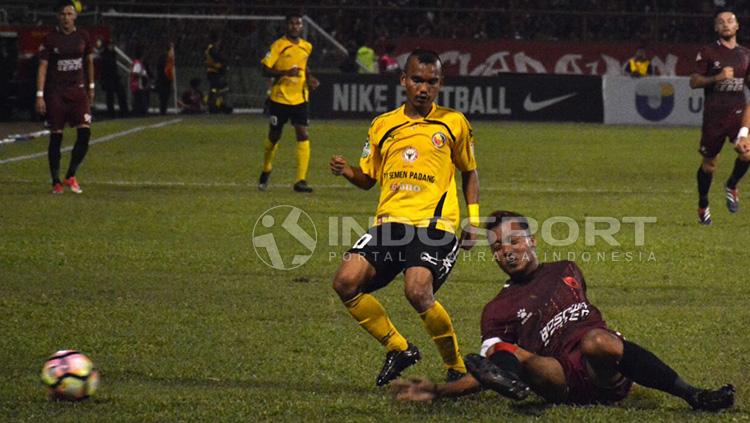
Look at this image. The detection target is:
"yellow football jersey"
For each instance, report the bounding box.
[360,103,477,234]
[261,36,312,105]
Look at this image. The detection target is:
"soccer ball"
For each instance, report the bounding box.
[41,350,99,401]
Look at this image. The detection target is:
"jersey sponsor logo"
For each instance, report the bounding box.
[523,92,577,112]
[540,302,590,346]
[716,78,745,92]
[562,276,580,289]
[431,132,447,148]
[57,58,82,72]
[384,170,436,183]
[634,80,674,122]
[402,146,418,162]
[390,182,421,192]
[361,140,371,158]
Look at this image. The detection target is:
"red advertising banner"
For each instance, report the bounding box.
[394,38,701,76]
[0,25,110,58]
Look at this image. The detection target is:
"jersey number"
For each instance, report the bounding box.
[352,233,373,249]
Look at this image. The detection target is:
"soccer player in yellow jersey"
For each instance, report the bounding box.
[329,49,480,386]
[258,13,319,193]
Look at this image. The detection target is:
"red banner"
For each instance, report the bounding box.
[394,38,701,76]
[0,25,110,58]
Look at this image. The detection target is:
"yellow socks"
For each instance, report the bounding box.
[420,301,466,372]
[344,293,408,352]
[263,139,279,173]
[295,139,310,181]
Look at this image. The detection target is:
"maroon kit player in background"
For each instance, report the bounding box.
[35,0,94,194]
[391,211,735,412]
[690,9,750,224]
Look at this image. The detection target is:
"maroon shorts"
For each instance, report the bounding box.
[556,330,633,405]
[46,87,91,131]
[699,108,743,158]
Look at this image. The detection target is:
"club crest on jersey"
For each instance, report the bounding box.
[562,276,580,289]
[431,132,447,149]
[361,140,371,158]
[402,146,418,162]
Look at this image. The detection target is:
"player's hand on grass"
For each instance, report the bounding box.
[35,97,46,115]
[716,66,734,81]
[390,377,437,402]
[459,225,478,250]
[329,155,349,176]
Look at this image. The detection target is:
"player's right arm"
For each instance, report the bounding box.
[35,59,48,115]
[689,47,733,88]
[391,374,481,402]
[329,155,376,190]
[261,40,300,78]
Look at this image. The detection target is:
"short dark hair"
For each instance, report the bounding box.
[485,210,531,233]
[405,48,442,67]
[54,0,74,12]
[286,13,303,22]
[714,8,736,20]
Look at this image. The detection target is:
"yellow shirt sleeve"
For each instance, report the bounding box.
[261,40,281,69]
[451,114,477,172]
[359,126,381,180]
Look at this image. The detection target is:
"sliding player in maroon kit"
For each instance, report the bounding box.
[391,211,735,412]
[690,9,750,224]
[36,1,94,194]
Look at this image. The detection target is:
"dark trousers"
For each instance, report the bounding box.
[103,79,128,117]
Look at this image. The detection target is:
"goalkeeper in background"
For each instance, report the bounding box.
[257,13,319,193]
[204,34,231,114]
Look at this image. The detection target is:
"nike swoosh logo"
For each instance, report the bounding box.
[523,93,578,112]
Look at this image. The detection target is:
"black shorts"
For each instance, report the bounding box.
[267,100,309,128]
[699,108,743,158]
[346,223,460,293]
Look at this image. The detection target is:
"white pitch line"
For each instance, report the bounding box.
[0,178,692,194]
[0,118,183,165]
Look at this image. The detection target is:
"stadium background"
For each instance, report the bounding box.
[0,1,748,421]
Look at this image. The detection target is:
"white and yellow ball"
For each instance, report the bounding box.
[41,350,99,401]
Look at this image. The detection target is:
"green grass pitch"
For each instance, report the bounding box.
[0,115,747,421]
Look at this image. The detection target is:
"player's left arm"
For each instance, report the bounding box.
[453,115,480,250]
[735,80,750,157]
[391,374,481,402]
[87,52,95,103]
[306,66,319,90]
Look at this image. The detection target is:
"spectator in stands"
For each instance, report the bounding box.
[99,38,128,118]
[129,46,149,116]
[178,77,205,114]
[378,43,400,74]
[624,47,654,77]
[156,42,175,115]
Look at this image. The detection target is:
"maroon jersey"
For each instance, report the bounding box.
[39,27,92,91]
[480,261,608,359]
[694,40,750,120]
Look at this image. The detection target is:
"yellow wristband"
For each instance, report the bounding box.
[468,203,480,227]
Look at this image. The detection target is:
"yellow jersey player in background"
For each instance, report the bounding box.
[258,13,319,193]
[329,49,481,387]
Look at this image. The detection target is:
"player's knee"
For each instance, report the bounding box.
[332,274,359,300]
[701,160,717,174]
[403,281,434,311]
[580,330,622,359]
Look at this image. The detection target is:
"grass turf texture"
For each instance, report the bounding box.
[0,115,747,422]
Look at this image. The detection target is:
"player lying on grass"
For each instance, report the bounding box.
[391,210,735,411]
